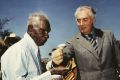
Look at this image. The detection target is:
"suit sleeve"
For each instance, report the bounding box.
[110,32,120,72]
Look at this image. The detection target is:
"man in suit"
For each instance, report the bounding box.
[63,6,120,80]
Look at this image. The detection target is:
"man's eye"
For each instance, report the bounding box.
[39,29,48,34]
[83,18,89,21]
[77,19,81,22]
[39,30,44,34]
[39,29,44,32]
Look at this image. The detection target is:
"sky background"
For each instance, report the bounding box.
[0,0,120,58]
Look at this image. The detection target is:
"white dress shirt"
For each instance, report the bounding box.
[1,33,52,80]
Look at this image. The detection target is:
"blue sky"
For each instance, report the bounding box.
[0,0,120,58]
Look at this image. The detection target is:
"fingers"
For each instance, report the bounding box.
[52,75,63,80]
[50,66,69,75]
[52,48,64,65]
[52,48,63,58]
[51,44,66,65]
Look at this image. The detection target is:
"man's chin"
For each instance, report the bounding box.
[39,43,45,46]
[38,40,47,46]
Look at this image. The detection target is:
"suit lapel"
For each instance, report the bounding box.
[75,28,104,60]
[95,28,104,56]
[76,33,99,60]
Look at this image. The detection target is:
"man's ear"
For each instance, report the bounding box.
[93,17,96,24]
[28,25,33,32]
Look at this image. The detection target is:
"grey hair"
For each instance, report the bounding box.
[27,11,51,32]
[74,6,96,18]
[27,11,48,25]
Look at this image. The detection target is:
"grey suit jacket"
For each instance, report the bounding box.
[64,28,120,80]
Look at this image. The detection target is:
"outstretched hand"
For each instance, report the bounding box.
[50,66,69,75]
[51,46,64,65]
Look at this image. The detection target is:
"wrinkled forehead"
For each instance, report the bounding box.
[32,17,48,29]
[76,10,91,19]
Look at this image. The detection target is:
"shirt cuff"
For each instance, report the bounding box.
[31,71,52,80]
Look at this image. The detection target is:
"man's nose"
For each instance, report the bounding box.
[79,20,84,26]
[44,31,49,38]
[77,19,84,26]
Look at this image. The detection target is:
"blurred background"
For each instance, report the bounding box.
[0,0,120,58]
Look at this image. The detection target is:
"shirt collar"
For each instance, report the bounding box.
[82,27,96,40]
[23,32,39,57]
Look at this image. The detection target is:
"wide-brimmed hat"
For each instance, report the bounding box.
[4,33,21,45]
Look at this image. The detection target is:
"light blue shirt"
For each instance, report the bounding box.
[1,33,52,80]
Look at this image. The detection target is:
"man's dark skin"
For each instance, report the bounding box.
[27,17,69,75]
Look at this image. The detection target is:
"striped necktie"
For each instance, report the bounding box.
[88,34,98,54]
